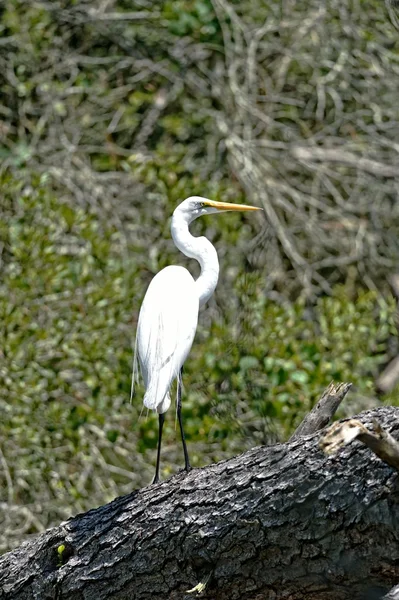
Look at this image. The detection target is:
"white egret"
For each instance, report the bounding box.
[134,196,261,483]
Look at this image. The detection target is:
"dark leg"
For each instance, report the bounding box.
[152,412,165,484]
[177,369,191,472]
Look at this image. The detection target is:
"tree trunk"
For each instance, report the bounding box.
[1,406,399,600]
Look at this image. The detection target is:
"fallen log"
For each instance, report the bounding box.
[1,388,399,600]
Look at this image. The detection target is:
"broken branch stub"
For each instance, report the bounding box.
[320,418,399,472]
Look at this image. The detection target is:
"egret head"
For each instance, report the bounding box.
[174,196,261,223]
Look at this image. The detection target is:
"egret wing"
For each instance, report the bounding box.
[136,265,199,413]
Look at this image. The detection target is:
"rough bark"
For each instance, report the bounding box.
[1,407,399,600]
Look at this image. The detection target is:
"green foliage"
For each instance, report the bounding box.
[1,0,399,555]
[165,0,220,39]
[186,285,396,444]
[0,172,397,553]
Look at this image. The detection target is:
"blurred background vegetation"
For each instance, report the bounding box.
[0,0,398,553]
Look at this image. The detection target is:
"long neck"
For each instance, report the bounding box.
[171,213,219,307]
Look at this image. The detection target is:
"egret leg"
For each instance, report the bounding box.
[177,369,191,472]
[152,412,165,484]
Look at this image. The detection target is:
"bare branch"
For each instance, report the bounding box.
[291,147,399,179]
[83,11,160,21]
[290,382,352,441]
[376,356,399,395]
[320,417,399,472]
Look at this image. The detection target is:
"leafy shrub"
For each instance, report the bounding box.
[0,173,396,552]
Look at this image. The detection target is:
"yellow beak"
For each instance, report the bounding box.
[203,200,262,212]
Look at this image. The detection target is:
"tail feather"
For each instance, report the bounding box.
[143,384,171,414]
[130,327,140,404]
[135,266,198,414]
[139,313,180,413]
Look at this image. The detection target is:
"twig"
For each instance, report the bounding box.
[375,273,399,394]
[389,274,399,301]
[291,147,399,179]
[386,0,399,31]
[376,356,399,395]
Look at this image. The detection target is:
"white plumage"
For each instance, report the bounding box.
[134,196,261,483]
[137,265,198,414]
